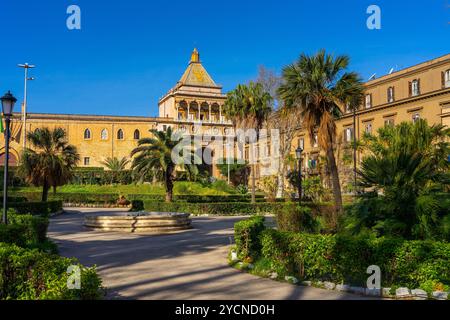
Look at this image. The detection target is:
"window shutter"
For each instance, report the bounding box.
[417,79,421,94]
[392,87,395,101]
[370,93,372,107]
[408,82,412,96]
[442,71,446,88]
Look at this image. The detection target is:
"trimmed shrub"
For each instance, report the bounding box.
[10,192,266,205]
[0,243,103,299]
[8,200,62,216]
[0,214,49,247]
[275,204,318,233]
[234,216,266,260]
[9,214,49,244]
[0,196,28,203]
[132,201,287,215]
[257,228,450,290]
[0,223,28,247]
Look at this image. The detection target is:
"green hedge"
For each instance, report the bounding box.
[0,214,49,247]
[234,216,265,260]
[7,200,63,215]
[0,243,103,299]
[10,192,266,205]
[131,200,288,215]
[0,196,28,203]
[242,225,450,290]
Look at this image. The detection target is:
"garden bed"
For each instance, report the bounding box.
[231,216,450,300]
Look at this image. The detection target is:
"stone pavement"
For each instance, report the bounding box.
[48,208,373,300]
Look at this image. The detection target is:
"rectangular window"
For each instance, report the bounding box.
[312,134,318,148]
[387,87,394,103]
[345,103,352,113]
[384,118,394,127]
[84,157,90,166]
[163,125,167,131]
[365,123,373,134]
[411,79,420,96]
[365,94,372,109]
[298,138,304,150]
[412,113,421,123]
[344,127,354,142]
[445,70,450,88]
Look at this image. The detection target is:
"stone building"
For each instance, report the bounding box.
[0,50,449,187]
[290,53,450,191]
[0,49,234,178]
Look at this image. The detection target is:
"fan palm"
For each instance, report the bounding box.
[18,127,80,201]
[278,50,364,218]
[101,156,130,184]
[130,127,199,202]
[351,119,450,239]
[223,82,273,203]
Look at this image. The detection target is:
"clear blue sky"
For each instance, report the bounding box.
[0,0,448,117]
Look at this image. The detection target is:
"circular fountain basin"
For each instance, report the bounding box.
[84,212,191,233]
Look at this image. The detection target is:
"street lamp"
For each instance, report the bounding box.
[18,63,35,149]
[1,91,17,224]
[295,146,303,205]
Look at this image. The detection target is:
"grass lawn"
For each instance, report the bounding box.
[10,181,239,196]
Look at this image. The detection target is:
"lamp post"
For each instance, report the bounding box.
[295,146,303,205]
[18,63,35,149]
[1,91,17,224]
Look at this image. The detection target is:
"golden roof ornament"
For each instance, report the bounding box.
[190,48,200,63]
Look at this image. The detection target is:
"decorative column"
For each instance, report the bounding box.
[219,104,222,123]
[209,103,212,123]
[187,102,190,121]
[198,103,201,121]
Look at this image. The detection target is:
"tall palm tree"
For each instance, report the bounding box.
[130,127,199,202]
[18,127,80,201]
[278,50,364,218]
[223,82,273,203]
[101,156,130,184]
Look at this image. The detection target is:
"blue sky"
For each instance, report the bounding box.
[0,0,449,117]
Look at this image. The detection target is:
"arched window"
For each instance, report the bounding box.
[117,129,124,140]
[84,128,91,139]
[101,129,108,140]
[133,129,140,140]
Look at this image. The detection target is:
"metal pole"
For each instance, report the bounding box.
[298,157,302,205]
[22,67,28,149]
[353,105,357,196]
[2,117,11,224]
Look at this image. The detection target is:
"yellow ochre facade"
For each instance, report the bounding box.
[0,50,449,183]
[291,53,450,187]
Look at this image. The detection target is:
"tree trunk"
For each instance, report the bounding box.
[251,164,256,204]
[326,145,343,224]
[42,180,49,202]
[53,185,57,195]
[276,160,285,199]
[165,169,174,203]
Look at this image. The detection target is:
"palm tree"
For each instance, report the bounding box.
[130,127,199,202]
[349,120,450,239]
[223,82,273,203]
[101,156,130,184]
[18,127,80,201]
[278,50,364,219]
